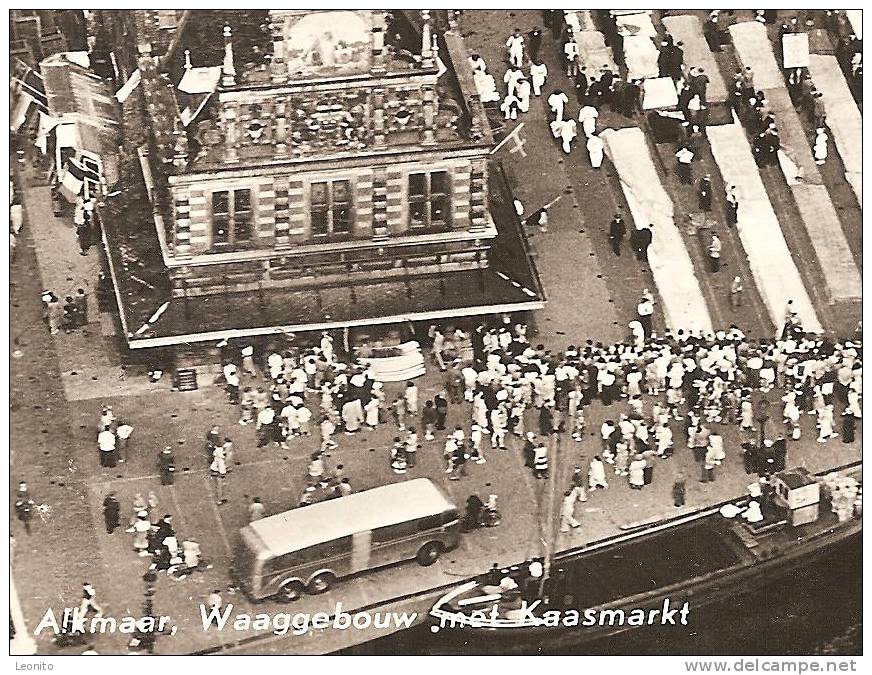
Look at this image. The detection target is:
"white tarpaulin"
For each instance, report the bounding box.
[763,90,860,302]
[614,10,658,38]
[601,127,713,333]
[729,22,783,90]
[708,119,822,333]
[782,33,810,69]
[642,77,678,109]
[809,54,862,208]
[624,35,660,80]
[613,11,659,80]
[573,30,617,72]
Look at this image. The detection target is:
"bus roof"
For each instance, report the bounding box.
[244,478,457,557]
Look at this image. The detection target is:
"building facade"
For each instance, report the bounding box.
[99,9,543,349]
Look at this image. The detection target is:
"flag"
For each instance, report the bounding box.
[59,169,83,203]
[34,112,59,154]
[67,155,100,184]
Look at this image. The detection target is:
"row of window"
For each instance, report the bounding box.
[208,171,451,246]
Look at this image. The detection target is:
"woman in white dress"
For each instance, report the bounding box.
[364,396,380,429]
[588,455,609,489]
[817,404,837,442]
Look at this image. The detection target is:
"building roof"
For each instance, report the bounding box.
[139,10,490,172]
[246,478,455,557]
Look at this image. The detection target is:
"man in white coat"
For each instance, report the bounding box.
[516,77,531,113]
[559,118,578,154]
[578,104,599,137]
[530,61,547,96]
[548,89,569,121]
[587,133,604,168]
[506,29,525,68]
[503,67,523,97]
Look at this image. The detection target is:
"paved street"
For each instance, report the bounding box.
[9,9,862,656]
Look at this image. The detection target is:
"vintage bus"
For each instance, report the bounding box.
[235,478,461,601]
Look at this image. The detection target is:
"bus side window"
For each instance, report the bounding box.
[418,515,442,531]
[373,521,417,543]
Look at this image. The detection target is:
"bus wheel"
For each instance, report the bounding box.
[416,542,443,566]
[277,580,305,602]
[307,572,335,595]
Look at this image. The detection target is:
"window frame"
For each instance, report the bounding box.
[210,187,255,249]
[407,170,451,231]
[309,179,353,239]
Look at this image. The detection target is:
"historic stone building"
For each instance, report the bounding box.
[100,10,543,350]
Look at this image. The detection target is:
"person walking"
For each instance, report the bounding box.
[115,420,133,463]
[391,395,407,431]
[672,473,687,507]
[506,29,525,68]
[527,27,543,63]
[434,393,449,431]
[707,234,722,272]
[74,288,89,327]
[634,224,653,262]
[449,441,468,481]
[698,174,713,211]
[548,89,569,122]
[533,441,549,479]
[15,483,35,535]
[578,103,599,137]
[559,490,581,532]
[725,185,739,226]
[158,446,176,485]
[675,145,694,184]
[75,217,92,256]
[587,133,604,169]
[102,492,120,534]
[422,400,437,440]
[636,295,654,338]
[44,292,63,335]
[516,77,531,113]
[79,583,104,618]
[608,213,626,256]
[588,455,609,489]
[563,33,579,77]
[730,276,744,309]
[210,443,228,505]
[405,427,420,468]
[248,497,266,522]
[629,454,646,489]
[530,61,547,96]
[97,426,117,468]
[558,118,577,154]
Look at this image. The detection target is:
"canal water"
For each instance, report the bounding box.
[342,534,861,655]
